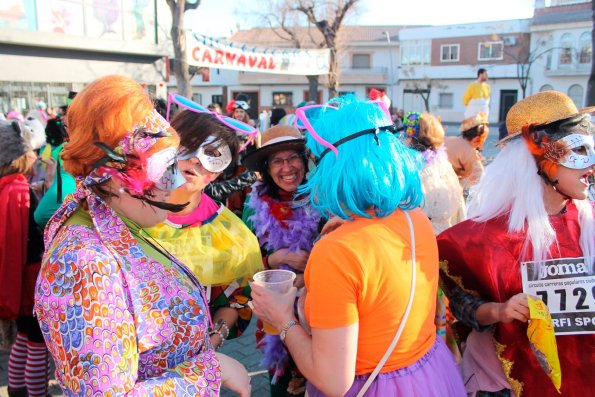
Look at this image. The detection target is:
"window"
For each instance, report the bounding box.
[352,54,371,69]
[191,93,202,104]
[273,92,293,106]
[440,44,459,62]
[539,84,554,92]
[401,40,431,65]
[579,32,591,64]
[211,94,223,106]
[438,93,454,109]
[568,84,584,108]
[303,90,322,103]
[478,41,503,61]
[559,33,573,65]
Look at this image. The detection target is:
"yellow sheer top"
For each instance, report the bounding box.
[146,202,263,287]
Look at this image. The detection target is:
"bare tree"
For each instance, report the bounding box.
[405,80,446,112]
[400,67,446,112]
[587,0,595,105]
[166,0,200,98]
[293,0,360,98]
[260,3,322,102]
[492,33,567,99]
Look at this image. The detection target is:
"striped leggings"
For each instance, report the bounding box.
[8,316,50,397]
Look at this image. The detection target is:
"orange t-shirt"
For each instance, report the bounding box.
[304,208,437,374]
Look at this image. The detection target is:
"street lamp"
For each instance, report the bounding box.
[382,31,395,114]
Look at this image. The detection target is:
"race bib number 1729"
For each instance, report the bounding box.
[521,257,594,335]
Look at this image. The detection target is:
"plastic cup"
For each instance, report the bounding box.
[253,269,296,335]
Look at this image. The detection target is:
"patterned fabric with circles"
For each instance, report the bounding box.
[34,185,221,396]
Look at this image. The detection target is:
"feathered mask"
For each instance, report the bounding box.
[84,110,187,212]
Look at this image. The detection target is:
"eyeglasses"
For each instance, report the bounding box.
[294,100,392,158]
[268,153,303,170]
[167,93,258,151]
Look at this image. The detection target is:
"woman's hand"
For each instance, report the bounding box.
[477,293,531,326]
[40,157,57,190]
[320,216,345,236]
[250,283,297,331]
[217,353,251,397]
[294,274,305,289]
[497,293,530,323]
[268,249,309,272]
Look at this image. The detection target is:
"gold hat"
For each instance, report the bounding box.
[500,91,595,144]
[460,111,488,132]
[241,125,305,171]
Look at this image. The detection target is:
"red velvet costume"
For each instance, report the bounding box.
[0,174,31,319]
[437,201,593,397]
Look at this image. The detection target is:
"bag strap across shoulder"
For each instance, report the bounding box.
[356,210,417,397]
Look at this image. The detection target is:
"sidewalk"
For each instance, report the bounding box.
[0,320,270,396]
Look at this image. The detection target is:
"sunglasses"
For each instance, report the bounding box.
[294,100,392,158]
[167,93,258,151]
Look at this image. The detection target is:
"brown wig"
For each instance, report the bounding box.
[416,113,445,151]
[170,111,239,165]
[0,152,35,178]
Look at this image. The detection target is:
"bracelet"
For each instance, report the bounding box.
[219,320,230,339]
[280,319,299,344]
[209,329,226,348]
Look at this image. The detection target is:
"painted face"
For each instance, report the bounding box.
[268,149,305,193]
[146,148,184,192]
[178,136,232,173]
[546,133,595,170]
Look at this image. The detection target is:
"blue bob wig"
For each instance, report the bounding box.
[299,95,423,220]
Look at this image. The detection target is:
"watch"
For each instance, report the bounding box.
[279,319,299,343]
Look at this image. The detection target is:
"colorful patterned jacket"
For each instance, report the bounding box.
[34,186,221,396]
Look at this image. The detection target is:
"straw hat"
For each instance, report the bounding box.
[242,125,305,171]
[500,91,595,144]
[460,111,488,132]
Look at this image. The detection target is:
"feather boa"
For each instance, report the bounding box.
[421,146,447,167]
[247,183,322,383]
[247,185,321,253]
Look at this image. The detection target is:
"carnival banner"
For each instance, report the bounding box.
[187,33,330,75]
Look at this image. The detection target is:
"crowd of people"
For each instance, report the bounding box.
[0,73,593,397]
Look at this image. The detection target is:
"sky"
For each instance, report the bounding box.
[185,0,537,38]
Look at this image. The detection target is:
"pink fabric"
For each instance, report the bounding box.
[463,330,514,396]
[167,192,219,226]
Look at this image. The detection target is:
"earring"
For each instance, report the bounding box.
[118,187,126,194]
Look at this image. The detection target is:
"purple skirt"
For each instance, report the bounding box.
[306,337,465,397]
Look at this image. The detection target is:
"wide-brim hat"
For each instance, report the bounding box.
[499,91,595,144]
[460,111,488,132]
[242,125,305,171]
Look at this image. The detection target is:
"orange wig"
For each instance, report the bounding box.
[62,75,179,177]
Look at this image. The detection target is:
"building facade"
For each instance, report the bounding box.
[0,0,173,114]
[529,1,592,106]
[187,0,591,125]
[0,0,591,123]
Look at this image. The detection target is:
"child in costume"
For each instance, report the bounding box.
[34,75,250,396]
[145,98,263,350]
[438,91,595,397]
[251,96,465,397]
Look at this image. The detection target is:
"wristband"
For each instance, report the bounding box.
[280,319,299,344]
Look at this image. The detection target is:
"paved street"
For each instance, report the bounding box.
[0,320,270,396]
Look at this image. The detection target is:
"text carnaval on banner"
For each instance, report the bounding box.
[186,33,331,75]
